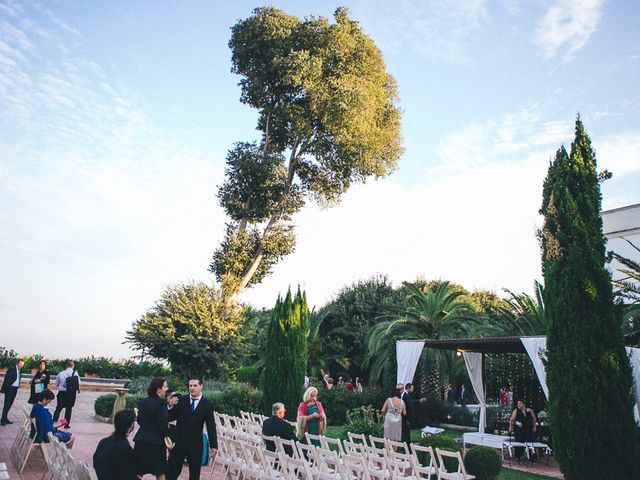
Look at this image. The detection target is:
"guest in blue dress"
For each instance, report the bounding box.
[30,389,74,447]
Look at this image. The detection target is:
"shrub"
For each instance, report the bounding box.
[0,347,19,368]
[208,385,263,416]
[338,406,384,440]
[464,446,502,480]
[418,435,461,471]
[94,393,144,417]
[317,387,387,425]
[236,366,260,387]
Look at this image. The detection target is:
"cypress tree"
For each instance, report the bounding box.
[540,117,640,479]
[262,287,308,420]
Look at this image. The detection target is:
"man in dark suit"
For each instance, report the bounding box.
[262,402,298,455]
[166,378,216,480]
[401,382,426,446]
[1,358,24,425]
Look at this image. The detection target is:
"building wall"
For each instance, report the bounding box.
[602,203,640,283]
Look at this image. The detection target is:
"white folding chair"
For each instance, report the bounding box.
[343,440,366,457]
[240,410,252,421]
[342,453,371,480]
[435,448,476,480]
[347,432,369,446]
[368,435,387,451]
[225,438,247,479]
[385,439,410,455]
[11,417,44,473]
[306,432,324,446]
[409,443,438,479]
[364,451,391,480]
[240,442,265,480]
[282,456,316,480]
[297,441,318,466]
[276,436,300,459]
[315,447,343,480]
[387,450,421,480]
[322,436,345,455]
[262,449,285,480]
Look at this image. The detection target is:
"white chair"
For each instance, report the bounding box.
[364,451,391,480]
[297,441,318,466]
[262,449,285,480]
[10,417,44,474]
[225,438,247,479]
[241,442,266,480]
[306,432,324,446]
[408,443,438,479]
[343,440,366,457]
[385,439,409,455]
[315,447,343,479]
[275,436,300,459]
[387,450,421,480]
[368,435,387,451]
[435,448,475,480]
[342,453,371,480]
[322,436,345,455]
[282,456,316,479]
[347,432,369,446]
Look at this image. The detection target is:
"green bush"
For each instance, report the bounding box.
[338,406,384,440]
[208,384,263,416]
[317,387,387,425]
[236,366,260,387]
[464,446,502,480]
[418,435,461,471]
[94,393,144,417]
[0,347,19,368]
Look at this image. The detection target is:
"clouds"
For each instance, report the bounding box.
[534,0,605,61]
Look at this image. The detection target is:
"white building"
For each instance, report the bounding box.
[602,203,640,284]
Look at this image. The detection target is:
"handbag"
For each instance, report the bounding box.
[34,383,45,394]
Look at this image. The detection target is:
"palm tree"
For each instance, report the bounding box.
[498,280,547,335]
[365,281,481,396]
[612,238,640,345]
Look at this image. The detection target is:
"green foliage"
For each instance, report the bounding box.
[0,346,20,368]
[338,405,383,440]
[418,434,461,470]
[125,282,244,380]
[540,117,640,479]
[316,275,405,381]
[212,6,403,298]
[424,400,478,427]
[262,288,308,420]
[94,384,262,418]
[94,393,144,417]
[499,281,547,336]
[236,366,260,387]
[316,387,387,425]
[208,385,263,417]
[464,446,502,480]
[365,281,481,391]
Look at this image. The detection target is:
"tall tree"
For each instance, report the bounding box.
[540,117,640,479]
[211,7,402,299]
[125,282,244,379]
[262,288,308,420]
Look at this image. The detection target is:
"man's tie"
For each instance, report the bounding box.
[190,398,196,413]
[17,367,21,385]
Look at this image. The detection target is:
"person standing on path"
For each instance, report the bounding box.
[28,360,51,405]
[53,360,81,427]
[166,378,217,480]
[1,358,24,425]
[401,383,426,446]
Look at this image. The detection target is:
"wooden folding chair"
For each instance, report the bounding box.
[409,443,438,479]
[347,432,369,446]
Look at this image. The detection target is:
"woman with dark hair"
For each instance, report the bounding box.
[30,389,74,448]
[509,399,537,460]
[93,409,138,480]
[381,388,406,442]
[133,378,169,479]
[28,360,50,404]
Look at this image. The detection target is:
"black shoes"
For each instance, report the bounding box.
[0,420,13,425]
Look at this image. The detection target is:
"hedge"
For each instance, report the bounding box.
[316,388,387,425]
[464,446,502,480]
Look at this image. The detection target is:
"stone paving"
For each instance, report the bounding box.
[1,387,563,479]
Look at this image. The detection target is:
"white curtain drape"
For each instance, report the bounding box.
[521,336,549,400]
[396,341,425,385]
[463,352,486,433]
[625,347,640,423]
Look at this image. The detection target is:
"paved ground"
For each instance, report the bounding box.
[0,388,222,479]
[1,387,562,479]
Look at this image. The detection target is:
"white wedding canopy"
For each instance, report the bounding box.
[397,336,640,432]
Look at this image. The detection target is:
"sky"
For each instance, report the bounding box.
[1,0,639,359]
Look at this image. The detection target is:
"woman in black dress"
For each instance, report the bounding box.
[509,399,537,460]
[28,360,50,404]
[133,377,169,479]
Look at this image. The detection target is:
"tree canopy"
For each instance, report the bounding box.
[211,7,403,299]
[125,282,244,379]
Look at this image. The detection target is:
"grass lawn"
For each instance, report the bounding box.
[324,426,557,480]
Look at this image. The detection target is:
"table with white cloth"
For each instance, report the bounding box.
[462,432,511,456]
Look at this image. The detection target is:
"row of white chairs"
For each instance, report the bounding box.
[9,407,96,480]
[42,431,97,480]
[212,413,475,480]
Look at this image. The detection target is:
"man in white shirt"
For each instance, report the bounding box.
[53,360,81,427]
[1,358,24,425]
